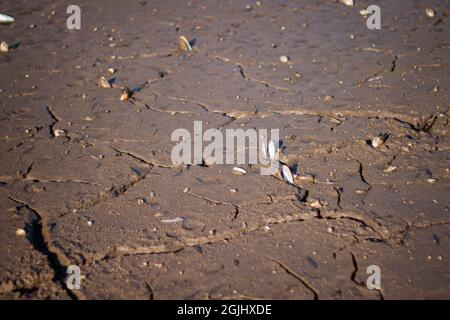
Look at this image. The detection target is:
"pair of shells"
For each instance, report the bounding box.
[261,141,295,185]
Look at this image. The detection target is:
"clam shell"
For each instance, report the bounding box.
[161,217,185,223]
[0,41,9,53]
[281,165,294,184]
[232,167,247,175]
[97,77,112,88]
[268,140,276,160]
[0,13,15,25]
[120,87,131,101]
[178,36,192,52]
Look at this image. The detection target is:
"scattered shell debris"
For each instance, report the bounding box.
[178,36,192,52]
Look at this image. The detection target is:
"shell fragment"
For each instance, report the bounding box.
[178,36,192,52]
[232,167,247,175]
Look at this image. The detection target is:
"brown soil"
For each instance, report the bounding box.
[0,0,449,299]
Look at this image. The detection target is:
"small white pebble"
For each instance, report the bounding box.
[15,228,26,237]
[279,55,289,64]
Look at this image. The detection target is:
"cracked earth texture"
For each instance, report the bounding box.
[1,0,449,299]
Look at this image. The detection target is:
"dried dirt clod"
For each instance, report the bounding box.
[0,41,9,53]
[178,36,192,52]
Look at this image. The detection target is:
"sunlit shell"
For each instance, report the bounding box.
[0,13,15,25]
[279,55,289,64]
[54,129,67,137]
[97,77,112,88]
[161,217,185,223]
[232,167,247,175]
[268,140,276,160]
[120,87,131,101]
[178,36,192,52]
[0,41,9,53]
[425,8,436,18]
[339,0,354,6]
[281,165,294,184]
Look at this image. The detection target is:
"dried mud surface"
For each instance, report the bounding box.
[0,0,449,299]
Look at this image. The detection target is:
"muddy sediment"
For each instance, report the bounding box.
[0,0,449,299]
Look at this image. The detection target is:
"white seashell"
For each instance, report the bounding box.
[233,167,247,175]
[268,140,276,160]
[0,13,15,25]
[383,166,397,173]
[371,136,384,148]
[260,141,267,159]
[0,41,9,53]
[161,217,184,223]
[425,8,436,18]
[97,77,112,88]
[178,36,192,52]
[15,228,26,237]
[339,0,354,6]
[279,55,289,64]
[359,9,369,16]
[54,129,67,137]
[281,165,294,184]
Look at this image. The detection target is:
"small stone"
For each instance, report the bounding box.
[87,220,93,226]
[15,228,26,237]
[324,95,334,102]
[108,68,116,74]
[149,191,156,199]
[183,187,190,193]
[138,198,145,205]
[245,4,252,11]
[230,188,238,193]
[427,178,437,184]
[279,55,289,64]
[425,8,436,18]
[327,227,334,233]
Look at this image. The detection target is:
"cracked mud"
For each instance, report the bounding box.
[1,0,449,299]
